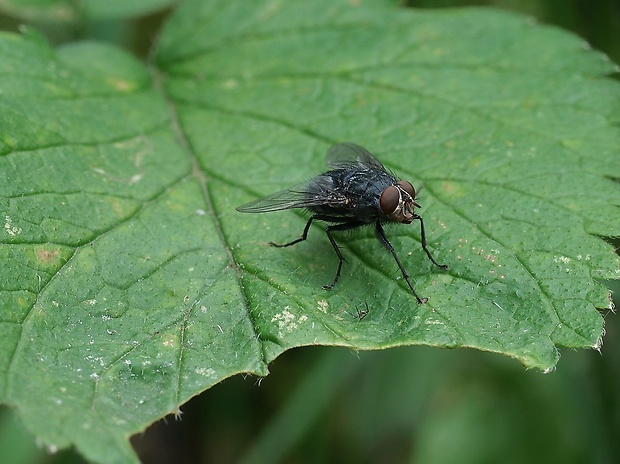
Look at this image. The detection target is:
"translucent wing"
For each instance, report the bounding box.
[326,142,386,170]
[237,144,387,214]
[236,176,345,213]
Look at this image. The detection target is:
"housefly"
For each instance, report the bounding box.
[236,143,448,304]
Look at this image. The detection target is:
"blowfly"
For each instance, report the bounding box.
[236,143,447,304]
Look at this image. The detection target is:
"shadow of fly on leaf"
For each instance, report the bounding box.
[236,143,448,304]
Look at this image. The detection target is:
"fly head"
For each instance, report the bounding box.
[379,180,420,224]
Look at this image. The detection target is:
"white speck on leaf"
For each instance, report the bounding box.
[44,443,58,454]
[195,367,216,377]
[4,216,22,236]
[317,300,328,313]
[271,307,307,335]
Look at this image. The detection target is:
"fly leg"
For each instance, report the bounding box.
[271,215,364,290]
[323,220,365,290]
[269,215,316,247]
[269,214,351,248]
[375,221,428,304]
[413,214,449,270]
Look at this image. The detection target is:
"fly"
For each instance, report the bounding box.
[236,143,448,304]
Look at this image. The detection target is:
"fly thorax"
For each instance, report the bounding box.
[327,192,352,208]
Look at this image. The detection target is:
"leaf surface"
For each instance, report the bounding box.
[1,1,619,462]
[0,0,174,21]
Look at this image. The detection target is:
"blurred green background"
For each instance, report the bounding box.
[0,0,619,463]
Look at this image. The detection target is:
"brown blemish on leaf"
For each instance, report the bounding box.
[36,248,60,264]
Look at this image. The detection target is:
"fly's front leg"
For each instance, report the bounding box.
[375,221,427,304]
[414,214,448,270]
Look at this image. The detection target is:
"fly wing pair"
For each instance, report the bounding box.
[235,143,386,214]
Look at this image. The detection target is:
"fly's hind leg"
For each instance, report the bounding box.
[269,214,349,247]
[270,215,364,291]
[269,216,316,248]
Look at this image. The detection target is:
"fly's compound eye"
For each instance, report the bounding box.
[397,181,415,199]
[380,185,400,215]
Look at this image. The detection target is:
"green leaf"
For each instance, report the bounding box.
[1,1,619,462]
[0,0,174,21]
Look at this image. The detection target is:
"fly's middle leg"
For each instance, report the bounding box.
[323,221,365,290]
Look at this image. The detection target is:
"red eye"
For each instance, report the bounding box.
[380,185,400,215]
[397,181,415,198]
